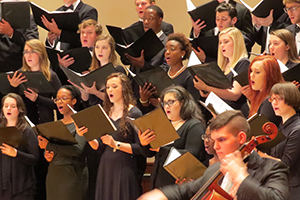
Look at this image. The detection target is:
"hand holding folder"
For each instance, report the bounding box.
[130,108,179,149]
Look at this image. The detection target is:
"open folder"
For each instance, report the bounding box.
[130,107,179,149]
[114,28,164,63]
[191,35,218,59]
[186,0,218,31]
[247,113,285,153]
[0,0,30,29]
[34,120,77,145]
[46,47,92,73]
[106,24,143,46]
[30,2,80,32]
[188,62,232,89]
[0,71,55,95]
[163,147,207,181]
[126,67,174,97]
[0,126,27,148]
[71,104,117,141]
[60,62,117,91]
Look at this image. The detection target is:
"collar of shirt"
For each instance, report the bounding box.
[156,30,163,38]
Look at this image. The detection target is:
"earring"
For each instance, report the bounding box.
[181,55,184,59]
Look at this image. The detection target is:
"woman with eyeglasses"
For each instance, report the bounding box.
[37,85,88,200]
[267,82,300,200]
[77,73,144,200]
[0,93,39,200]
[7,39,62,125]
[242,55,284,126]
[138,85,206,189]
[202,124,219,166]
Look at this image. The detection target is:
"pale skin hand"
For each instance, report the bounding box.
[220,151,249,198]
[191,18,206,38]
[0,143,17,157]
[241,85,252,100]
[24,88,38,102]
[37,136,49,149]
[58,54,75,68]
[81,82,105,100]
[0,19,14,37]
[47,31,58,46]
[68,80,89,101]
[192,47,206,63]
[44,150,54,162]
[125,50,145,69]
[138,129,156,146]
[7,71,27,88]
[41,15,62,36]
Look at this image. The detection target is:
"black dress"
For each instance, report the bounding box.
[95,106,144,200]
[141,118,206,189]
[45,123,88,200]
[0,126,39,200]
[271,114,300,200]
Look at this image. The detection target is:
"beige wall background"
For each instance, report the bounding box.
[31,0,260,57]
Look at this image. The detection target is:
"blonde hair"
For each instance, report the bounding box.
[78,19,102,36]
[283,0,300,4]
[89,35,117,71]
[22,39,51,81]
[217,27,248,71]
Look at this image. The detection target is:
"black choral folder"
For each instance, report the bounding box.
[163,147,207,181]
[240,0,284,19]
[114,28,164,62]
[188,62,233,89]
[187,0,218,31]
[282,63,300,83]
[71,104,117,141]
[106,24,142,46]
[46,47,92,73]
[247,113,285,153]
[191,35,218,59]
[128,67,175,97]
[130,107,179,149]
[30,2,80,32]
[1,71,55,95]
[34,121,77,145]
[234,70,249,87]
[60,62,117,91]
[0,126,26,148]
[0,0,30,29]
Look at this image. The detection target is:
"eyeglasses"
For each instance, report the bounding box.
[161,99,178,107]
[53,97,72,104]
[284,6,300,13]
[23,50,37,55]
[268,96,284,103]
[201,134,212,142]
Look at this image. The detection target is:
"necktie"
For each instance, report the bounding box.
[62,4,74,11]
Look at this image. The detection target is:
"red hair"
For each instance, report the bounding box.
[248,55,284,117]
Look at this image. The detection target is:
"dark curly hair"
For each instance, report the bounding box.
[167,33,191,60]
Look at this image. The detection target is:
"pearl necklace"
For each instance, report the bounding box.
[171,119,184,124]
[168,66,186,79]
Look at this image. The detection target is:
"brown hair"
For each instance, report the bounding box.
[78,19,102,36]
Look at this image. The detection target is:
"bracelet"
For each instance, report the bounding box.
[113,141,121,152]
[139,98,149,104]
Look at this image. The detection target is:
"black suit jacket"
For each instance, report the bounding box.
[161,151,289,200]
[47,1,98,51]
[0,15,38,72]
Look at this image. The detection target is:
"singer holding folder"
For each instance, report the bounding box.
[138,86,206,189]
[0,93,39,200]
[77,73,144,200]
[37,85,88,200]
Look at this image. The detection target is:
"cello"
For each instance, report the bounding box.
[190,122,278,200]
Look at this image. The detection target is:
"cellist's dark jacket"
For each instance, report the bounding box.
[161,151,289,200]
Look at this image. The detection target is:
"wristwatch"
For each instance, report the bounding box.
[113,141,121,152]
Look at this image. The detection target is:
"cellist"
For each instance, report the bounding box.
[138,110,289,200]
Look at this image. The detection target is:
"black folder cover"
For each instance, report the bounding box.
[247,113,285,152]
[114,28,164,62]
[71,104,117,141]
[234,70,249,87]
[132,67,175,97]
[60,62,117,91]
[106,24,142,46]
[130,107,179,149]
[34,120,77,145]
[0,126,26,148]
[4,71,55,94]
[46,47,92,73]
[0,1,30,29]
[191,35,218,59]
[188,62,232,89]
[282,64,300,83]
[30,2,80,32]
[188,1,218,31]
